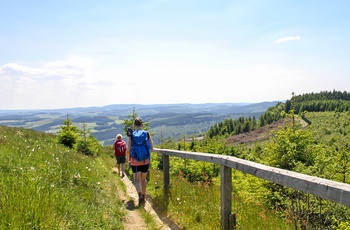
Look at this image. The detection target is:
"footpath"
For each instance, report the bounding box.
[113,167,174,230]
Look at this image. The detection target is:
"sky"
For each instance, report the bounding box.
[1,0,350,110]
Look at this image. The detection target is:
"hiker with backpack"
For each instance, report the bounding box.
[126,117,153,206]
[113,134,127,178]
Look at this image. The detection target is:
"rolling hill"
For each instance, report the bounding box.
[0,102,281,145]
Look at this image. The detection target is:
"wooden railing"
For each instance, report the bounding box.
[152,148,350,230]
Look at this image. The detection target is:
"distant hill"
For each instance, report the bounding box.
[0,102,281,145]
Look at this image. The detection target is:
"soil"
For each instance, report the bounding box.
[225,118,309,145]
[113,167,178,230]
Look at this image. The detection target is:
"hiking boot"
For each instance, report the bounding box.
[138,196,145,206]
[121,173,125,178]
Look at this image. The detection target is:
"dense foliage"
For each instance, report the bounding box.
[156,90,350,229]
[286,90,350,114]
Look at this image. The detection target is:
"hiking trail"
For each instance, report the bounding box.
[113,167,173,230]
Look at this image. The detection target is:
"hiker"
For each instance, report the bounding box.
[127,117,154,206]
[113,134,127,178]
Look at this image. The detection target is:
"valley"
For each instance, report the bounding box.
[0,101,280,145]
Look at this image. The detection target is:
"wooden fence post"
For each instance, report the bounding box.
[163,154,170,191]
[221,165,233,230]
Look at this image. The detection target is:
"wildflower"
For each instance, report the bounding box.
[32,148,35,152]
[30,167,35,170]
[51,184,55,188]
[97,182,101,185]
[74,172,81,179]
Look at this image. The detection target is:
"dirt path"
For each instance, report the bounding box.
[113,167,171,230]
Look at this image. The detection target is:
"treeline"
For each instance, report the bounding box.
[208,90,350,139]
[286,90,350,114]
[207,102,285,138]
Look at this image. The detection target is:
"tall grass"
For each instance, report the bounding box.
[0,126,124,229]
[147,168,294,230]
[0,125,296,229]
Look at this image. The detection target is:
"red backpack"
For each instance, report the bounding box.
[114,140,126,156]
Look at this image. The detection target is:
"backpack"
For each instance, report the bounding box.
[130,130,150,162]
[114,140,126,156]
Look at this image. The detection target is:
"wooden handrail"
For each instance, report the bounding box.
[152,148,350,229]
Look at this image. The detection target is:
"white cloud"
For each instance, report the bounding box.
[0,56,93,79]
[0,63,46,76]
[274,36,301,44]
[0,56,107,108]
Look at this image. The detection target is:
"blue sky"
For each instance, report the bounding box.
[1,0,350,109]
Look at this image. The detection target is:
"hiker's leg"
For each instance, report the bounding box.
[120,157,126,176]
[116,157,122,175]
[139,164,149,198]
[141,172,148,196]
[131,166,141,193]
[134,171,142,194]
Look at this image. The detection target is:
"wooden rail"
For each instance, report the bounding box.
[152,148,350,230]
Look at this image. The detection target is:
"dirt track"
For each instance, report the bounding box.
[113,167,173,230]
[225,118,308,145]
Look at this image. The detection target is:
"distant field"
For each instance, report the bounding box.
[0,102,279,145]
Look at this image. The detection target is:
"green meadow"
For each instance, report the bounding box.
[0,126,124,229]
[1,125,294,229]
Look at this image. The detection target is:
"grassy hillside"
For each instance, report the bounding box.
[4,108,349,229]
[0,125,295,229]
[148,110,350,229]
[0,126,125,229]
[305,111,350,147]
[224,111,350,150]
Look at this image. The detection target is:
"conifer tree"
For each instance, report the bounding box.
[57,115,79,148]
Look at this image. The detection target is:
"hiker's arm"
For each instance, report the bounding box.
[126,137,131,161]
[148,134,154,150]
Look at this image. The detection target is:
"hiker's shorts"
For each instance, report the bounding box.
[131,164,149,173]
[115,156,126,164]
